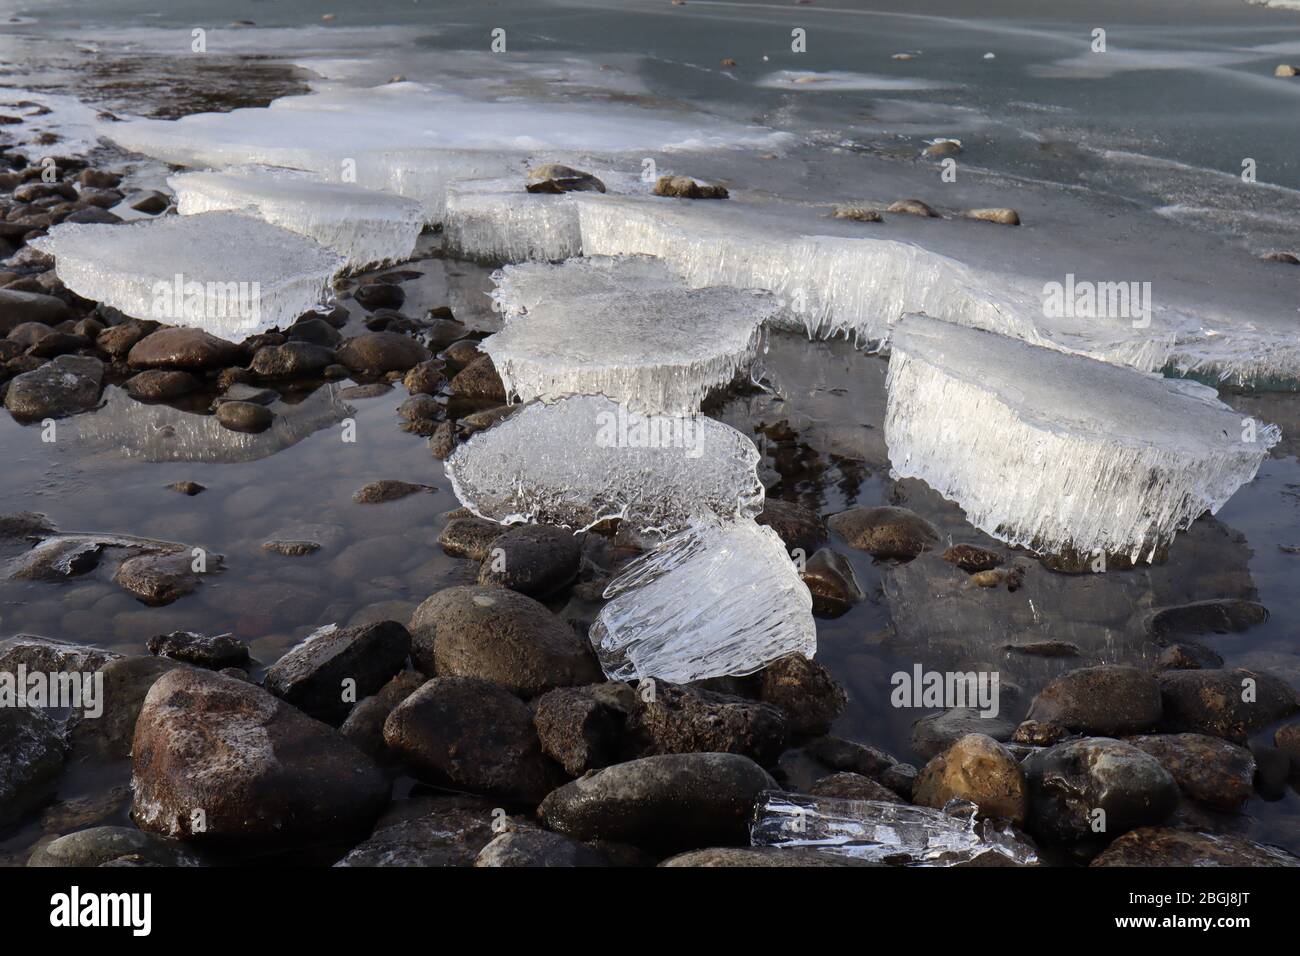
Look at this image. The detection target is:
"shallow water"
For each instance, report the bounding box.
[1,0,1298,863]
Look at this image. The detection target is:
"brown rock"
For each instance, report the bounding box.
[913,733,1028,824]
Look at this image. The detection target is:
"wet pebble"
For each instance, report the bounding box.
[409,585,601,696]
[539,752,776,853]
[214,399,273,433]
[1157,668,1299,742]
[913,733,1028,825]
[1091,827,1299,867]
[147,629,250,670]
[1026,665,1163,736]
[827,505,938,561]
[353,479,432,504]
[757,652,847,736]
[1023,737,1178,844]
[383,675,556,802]
[477,522,581,597]
[131,668,389,847]
[127,327,243,371]
[264,620,412,723]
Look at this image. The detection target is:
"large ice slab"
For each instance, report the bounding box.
[884,315,1279,562]
[750,792,1039,866]
[589,518,815,682]
[444,171,650,263]
[574,194,1171,370]
[169,167,423,271]
[105,84,790,221]
[482,256,779,415]
[445,395,763,535]
[31,212,344,339]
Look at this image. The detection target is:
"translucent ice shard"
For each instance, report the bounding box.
[589,518,816,682]
[750,792,1039,866]
[482,257,779,415]
[574,194,1171,370]
[105,84,790,221]
[169,167,423,271]
[445,395,763,535]
[31,212,344,339]
[884,315,1279,562]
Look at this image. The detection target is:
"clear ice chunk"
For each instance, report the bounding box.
[443,171,650,263]
[750,792,1039,866]
[31,212,344,339]
[884,314,1280,562]
[482,256,780,415]
[169,167,423,272]
[589,518,816,682]
[105,84,790,221]
[574,194,1172,370]
[444,394,763,535]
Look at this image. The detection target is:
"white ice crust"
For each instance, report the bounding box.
[574,193,1173,371]
[169,167,423,271]
[31,212,344,339]
[482,256,779,415]
[105,84,790,221]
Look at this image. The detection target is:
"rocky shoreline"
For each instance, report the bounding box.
[2,93,1300,868]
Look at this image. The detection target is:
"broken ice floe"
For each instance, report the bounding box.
[750,792,1038,866]
[443,171,650,263]
[589,518,816,682]
[105,84,790,221]
[169,167,423,271]
[884,315,1279,562]
[31,212,345,339]
[574,194,1169,370]
[482,257,779,415]
[444,394,763,535]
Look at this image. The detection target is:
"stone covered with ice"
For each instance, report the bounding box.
[445,394,763,535]
[32,212,344,340]
[105,85,789,221]
[574,194,1171,370]
[884,315,1279,562]
[169,167,423,271]
[482,257,779,415]
[589,519,816,682]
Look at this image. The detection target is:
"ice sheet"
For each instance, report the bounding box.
[444,394,763,535]
[105,84,791,221]
[574,194,1170,370]
[482,256,779,415]
[884,315,1279,561]
[169,167,423,271]
[589,518,816,682]
[30,212,344,339]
